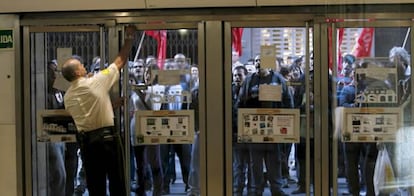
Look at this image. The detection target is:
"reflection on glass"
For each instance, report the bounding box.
[335,27,412,196]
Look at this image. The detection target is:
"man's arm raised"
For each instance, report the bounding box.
[114,25,137,70]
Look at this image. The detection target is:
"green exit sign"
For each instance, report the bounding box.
[0,30,13,49]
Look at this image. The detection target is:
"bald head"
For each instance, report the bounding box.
[62,57,86,82]
[174,53,186,61]
[174,53,188,69]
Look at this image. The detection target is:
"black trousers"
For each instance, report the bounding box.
[344,142,377,196]
[77,127,127,196]
[160,144,191,191]
[134,145,164,196]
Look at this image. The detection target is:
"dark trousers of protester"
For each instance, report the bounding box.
[65,142,79,196]
[47,143,66,196]
[344,142,377,196]
[233,142,251,196]
[134,145,164,196]
[161,144,191,192]
[188,132,200,195]
[295,137,314,189]
[248,143,285,196]
[160,144,174,193]
[47,142,82,196]
[131,145,136,182]
[280,143,292,181]
[77,127,127,196]
[337,140,347,177]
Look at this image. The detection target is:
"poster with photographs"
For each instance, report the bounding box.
[338,107,402,142]
[37,109,77,143]
[237,108,300,143]
[354,57,398,106]
[135,110,195,144]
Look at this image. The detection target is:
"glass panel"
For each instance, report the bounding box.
[31,30,101,195]
[231,27,313,195]
[333,25,412,196]
[31,27,200,196]
[128,29,199,195]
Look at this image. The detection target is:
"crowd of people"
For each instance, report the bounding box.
[230,45,411,196]
[46,35,201,196]
[127,52,200,196]
[231,50,312,196]
[336,46,411,196]
[42,23,411,196]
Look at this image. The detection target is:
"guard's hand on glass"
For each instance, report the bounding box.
[125,25,137,40]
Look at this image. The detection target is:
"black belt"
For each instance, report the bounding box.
[78,126,117,143]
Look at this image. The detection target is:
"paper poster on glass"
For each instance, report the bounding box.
[260,45,276,69]
[142,57,193,106]
[157,57,192,86]
[354,57,398,106]
[135,110,195,144]
[237,108,300,143]
[37,109,77,143]
[337,107,402,142]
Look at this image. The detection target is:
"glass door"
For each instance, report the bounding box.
[23,21,204,196]
[225,20,318,196]
[329,18,414,196]
[23,25,107,196]
[123,22,203,196]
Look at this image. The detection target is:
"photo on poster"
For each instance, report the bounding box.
[338,107,401,142]
[237,108,300,143]
[135,110,195,145]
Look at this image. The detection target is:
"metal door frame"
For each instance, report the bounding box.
[19,10,414,196]
[223,19,323,196]
[326,18,414,196]
[20,15,210,196]
[22,24,107,196]
[116,21,207,195]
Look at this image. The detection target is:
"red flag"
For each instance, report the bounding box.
[337,28,345,74]
[352,28,374,57]
[328,27,344,72]
[145,30,167,69]
[232,28,243,56]
[158,30,167,69]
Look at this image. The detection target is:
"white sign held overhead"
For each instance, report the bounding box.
[57,48,73,70]
[260,45,276,69]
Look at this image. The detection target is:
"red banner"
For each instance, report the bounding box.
[328,27,344,71]
[145,30,167,69]
[232,28,243,56]
[352,28,374,57]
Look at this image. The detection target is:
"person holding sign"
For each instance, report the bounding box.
[237,53,293,196]
[232,65,251,196]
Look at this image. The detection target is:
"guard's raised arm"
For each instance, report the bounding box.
[114,25,137,70]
